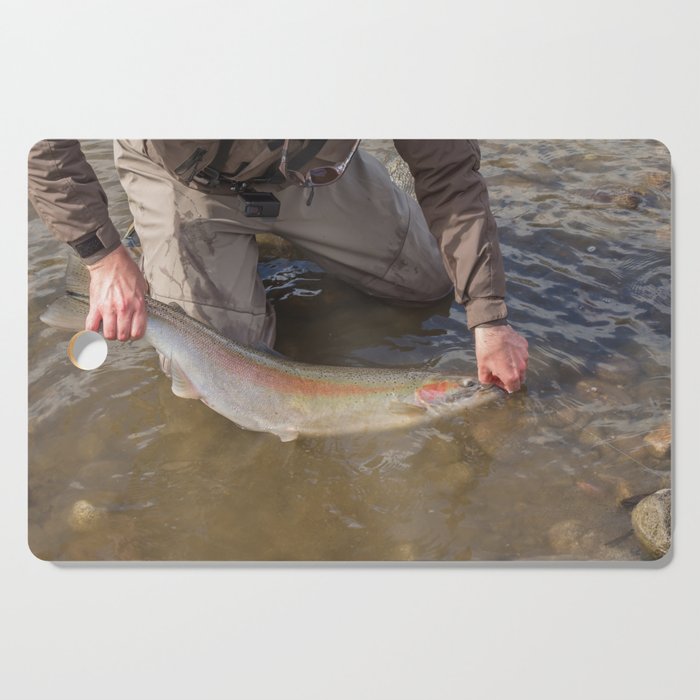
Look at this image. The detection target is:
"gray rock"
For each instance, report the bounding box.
[631,489,671,559]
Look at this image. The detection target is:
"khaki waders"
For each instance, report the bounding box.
[114,140,453,347]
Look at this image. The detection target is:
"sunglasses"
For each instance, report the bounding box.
[279,139,360,189]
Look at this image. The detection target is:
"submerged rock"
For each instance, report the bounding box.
[655,223,671,242]
[432,461,476,494]
[385,156,416,199]
[595,357,640,384]
[255,233,296,259]
[591,188,644,210]
[392,542,417,561]
[643,170,671,190]
[547,519,636,560]
[548,519,599,557]
[574,378,632,408]
[631,489,671,559]
[644,423,672,459]
[68,499,104,532]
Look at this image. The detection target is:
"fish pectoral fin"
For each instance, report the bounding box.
[389,401,427,416]
[274,428,299,443]
[170,359,200,400]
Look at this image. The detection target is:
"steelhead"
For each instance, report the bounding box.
[41,256,501,441]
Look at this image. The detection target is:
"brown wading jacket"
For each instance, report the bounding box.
[28,139,507,328]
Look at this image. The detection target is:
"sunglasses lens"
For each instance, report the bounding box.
[308,166,338,185]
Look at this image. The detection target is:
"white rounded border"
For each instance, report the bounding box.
[6,2,698,699]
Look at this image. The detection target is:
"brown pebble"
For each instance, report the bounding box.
[577,426,605,447]
[643,423,671,459]
[644,170,670,189]
[612,192,643,210]
[591,188,644,210]
[655,224,671,242]
[596,473,633,504]
[546,406,590,430]
[614,479,632,503]
[255,233,296,259]
[68,500,104,532]
[434,462,476,492]
[548,520,597,557]
[575,379,600,397]
[658,474,672,490]
[576,480,604,496]
[392,543,417,561]
[470,420,504,455]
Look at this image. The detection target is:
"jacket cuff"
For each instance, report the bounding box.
[465,297,508,330]
[71,219,122,266]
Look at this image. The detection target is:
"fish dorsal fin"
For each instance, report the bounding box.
[389,401,427,416]
[251,341,287,359]
[170,358,200,399]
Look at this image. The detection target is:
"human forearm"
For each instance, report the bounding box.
[393,139,507,329]
[28,140,121,265]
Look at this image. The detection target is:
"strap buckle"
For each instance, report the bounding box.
[192,166,221,188]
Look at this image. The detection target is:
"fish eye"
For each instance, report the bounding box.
[461,379,476,388]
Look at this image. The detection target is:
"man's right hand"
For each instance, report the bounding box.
[85,245,148,341]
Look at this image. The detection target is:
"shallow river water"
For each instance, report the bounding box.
[28,140,671,561]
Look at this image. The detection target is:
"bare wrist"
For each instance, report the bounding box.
[474,318,509,330]
[86,244,130,270]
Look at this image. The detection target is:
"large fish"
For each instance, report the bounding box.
[41,255,502,441]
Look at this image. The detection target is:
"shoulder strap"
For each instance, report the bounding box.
[286,140,328,172]
[210,140,235,172]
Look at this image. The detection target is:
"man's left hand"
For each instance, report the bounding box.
[474,324,529,393]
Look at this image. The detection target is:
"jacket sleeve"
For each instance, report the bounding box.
[393,139,507,329]
[28,140,121,264]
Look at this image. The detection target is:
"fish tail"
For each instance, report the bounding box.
[65,252,91,297]
[39,253,91,331]
[40,294,90,331]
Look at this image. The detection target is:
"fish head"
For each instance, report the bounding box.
[415,377,503,412]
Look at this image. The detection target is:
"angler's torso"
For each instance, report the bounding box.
[142,139,359,193]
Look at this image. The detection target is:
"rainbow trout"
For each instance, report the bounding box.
[41,257,501,441]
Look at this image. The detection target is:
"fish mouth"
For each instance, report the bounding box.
[415,378,504,410]
[474,384,506,399]
[458,378,506,395]
[458,378,479,389]
[456,378,505,399]
[457,381,506,408]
